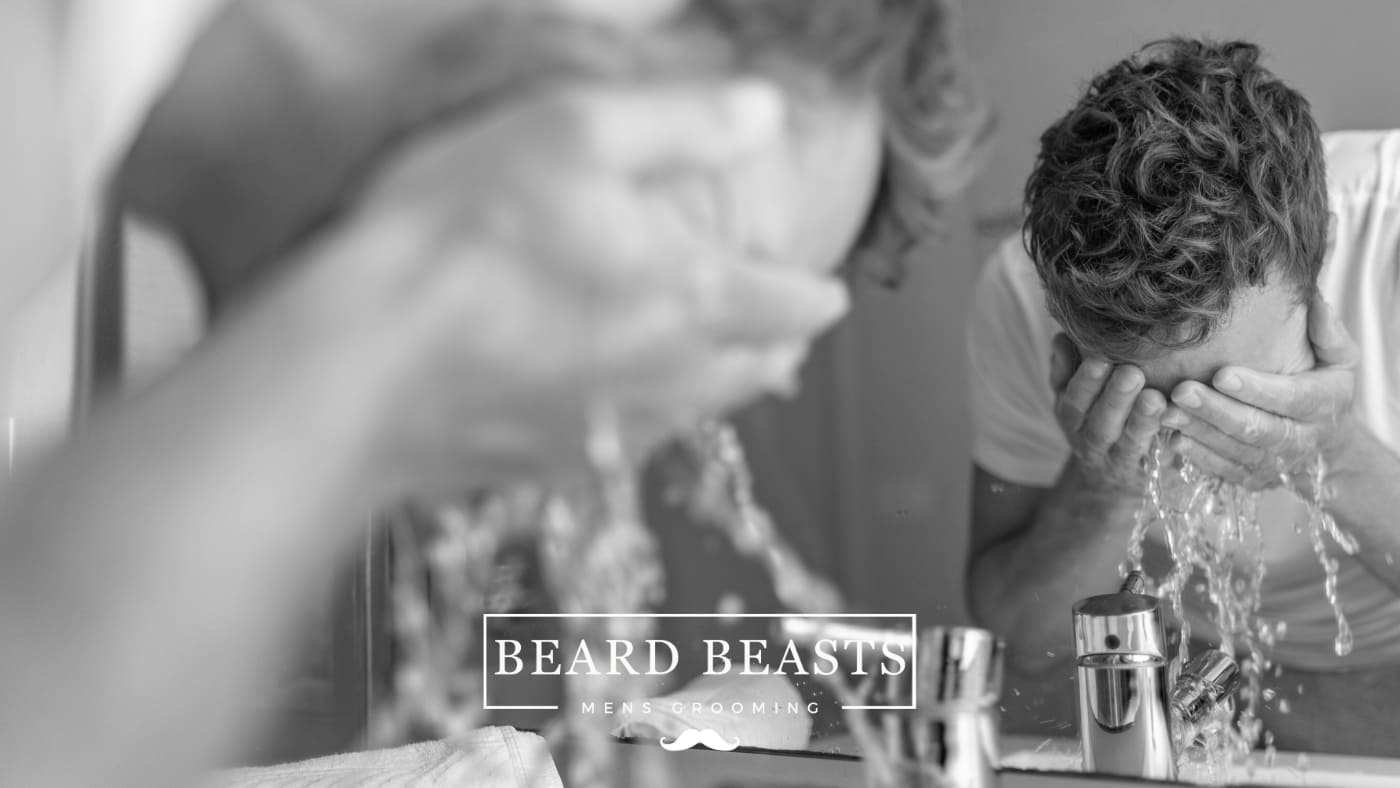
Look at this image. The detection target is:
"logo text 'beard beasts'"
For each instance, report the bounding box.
[493,637,909,678]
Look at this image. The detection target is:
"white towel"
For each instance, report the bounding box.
[612,673,812,751]
[206,726,562,788]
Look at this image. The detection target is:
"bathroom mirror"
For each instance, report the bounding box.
[595,1,1400,784]
[667,1,1400,784]
[32,0,1400,785]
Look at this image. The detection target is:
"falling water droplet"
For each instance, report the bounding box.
[1124,441,1363,771]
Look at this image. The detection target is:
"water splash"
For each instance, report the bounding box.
[538,411,665,788]
[1123,438,1354,771]
[1125,440,1267,761]
[1296,455,1354,657]
[373,416,851,786]
[671,422,844,614]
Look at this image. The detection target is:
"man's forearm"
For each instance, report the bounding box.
[1322,421,1400,596]
[969,460,1144,672]
[0,256,396,787]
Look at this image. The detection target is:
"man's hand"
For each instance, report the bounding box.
[119,0,691,309]
[307,79,848,494]
[1162,298,1361,490]
[1050,333,1166,494]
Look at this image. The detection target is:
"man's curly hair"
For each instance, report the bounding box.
[1023,38,1327,361]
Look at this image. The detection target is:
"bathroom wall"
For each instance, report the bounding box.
[965,0,1400,248]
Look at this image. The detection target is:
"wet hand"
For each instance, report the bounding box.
[322,79,848,492]
[1050,333,1166,494]
[119,0,693,308]
[1161,298,1360,490]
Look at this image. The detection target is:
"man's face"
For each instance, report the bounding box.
[1130,212,1335,398]
[1130,276,1315,400]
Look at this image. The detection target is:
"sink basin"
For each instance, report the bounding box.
[1001,735,1400,787]
[601,733,1400,787]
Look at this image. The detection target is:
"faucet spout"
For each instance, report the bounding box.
[1073,575,1175,779]
[1170,649,1241,750]
[1073,576,1242,780]
[778,619,1005,787]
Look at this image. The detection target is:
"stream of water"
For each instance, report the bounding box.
[1125,437,1356,774]
[372,416,878,786]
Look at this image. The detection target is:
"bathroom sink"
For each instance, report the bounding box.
[1000,735,1400,787]
[605,734,1400,787]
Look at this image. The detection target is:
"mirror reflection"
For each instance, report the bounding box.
[3,1,1399,787]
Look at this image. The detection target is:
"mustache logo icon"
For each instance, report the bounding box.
[659,728,741,752]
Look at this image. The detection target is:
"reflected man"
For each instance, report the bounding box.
[965,38,1400,755]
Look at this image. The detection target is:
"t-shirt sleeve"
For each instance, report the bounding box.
[965,238,1070,488]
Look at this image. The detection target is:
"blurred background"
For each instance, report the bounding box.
[6,0,1400,766]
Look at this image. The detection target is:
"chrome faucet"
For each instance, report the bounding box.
[1073,572,1240,780]
[780,619,1005,788]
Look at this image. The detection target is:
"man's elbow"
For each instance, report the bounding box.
[964,546,1067,680]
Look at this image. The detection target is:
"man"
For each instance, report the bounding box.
[965,38,1400,755]
[0,0,986,785]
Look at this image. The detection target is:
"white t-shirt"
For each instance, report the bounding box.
[967,130,1400,671]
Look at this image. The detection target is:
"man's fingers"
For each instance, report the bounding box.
[695,263,849,346]
[1160,401,1271,469]
[1169,382,1295,450]
[691,343,809,412]
[1078,364,1145,454]
[542,0,686,28]
[1211,366,1351,421]
[1307,296,1361,368]
[1055,358,1112,435]
[1108,389,1165,464]
[1168,435,1262,489]
[559,80,786,172]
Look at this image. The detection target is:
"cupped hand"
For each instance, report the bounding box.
[310,79,849,493]
[118,0,689,307]
[1050,333,1166,494]
[1161,298,1360,491]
